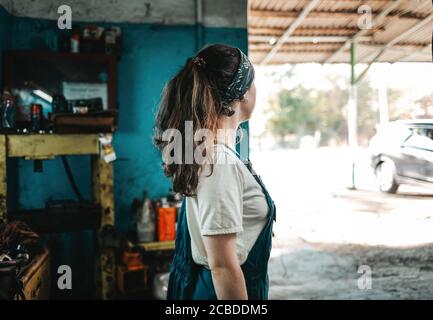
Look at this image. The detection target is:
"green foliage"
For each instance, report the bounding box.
[267,86,316,138]
[267,76,349,146]
[264,66,428,147]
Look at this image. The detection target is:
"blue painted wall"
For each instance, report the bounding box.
[7,15,247,232]
[114,24,247,231]
[0,6,12,88]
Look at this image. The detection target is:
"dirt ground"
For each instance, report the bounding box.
[251,148,433,300]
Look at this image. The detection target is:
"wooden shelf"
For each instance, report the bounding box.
[129,240,175,252]
[6,133,99,159]
[0,133,116,299]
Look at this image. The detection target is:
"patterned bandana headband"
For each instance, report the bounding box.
[222,48,255,103]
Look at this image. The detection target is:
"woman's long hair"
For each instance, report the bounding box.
[154,44,241,196]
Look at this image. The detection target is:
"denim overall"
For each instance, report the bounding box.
[167,147,276,300]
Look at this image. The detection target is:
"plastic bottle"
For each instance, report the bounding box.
[1,91,16,131]
[136,192,155,243]
[70,27,81,53]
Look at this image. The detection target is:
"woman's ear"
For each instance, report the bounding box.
[244,82,256,102]
[221,103,236,117]
[239,82,256,120]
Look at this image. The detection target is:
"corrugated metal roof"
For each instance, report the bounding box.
[248,0,433,64]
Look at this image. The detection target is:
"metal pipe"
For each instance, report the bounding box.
[348,41,358,149]
[348,41,358,189]
[350,42,356,86]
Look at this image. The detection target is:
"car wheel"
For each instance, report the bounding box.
[375,160,399,194]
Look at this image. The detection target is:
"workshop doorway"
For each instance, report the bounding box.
[247,0,433,299]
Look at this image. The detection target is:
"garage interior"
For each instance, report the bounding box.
[0,0,432,300]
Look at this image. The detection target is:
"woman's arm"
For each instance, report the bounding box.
[203,233,248,300]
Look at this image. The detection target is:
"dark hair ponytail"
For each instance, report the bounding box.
[154,44,241,196]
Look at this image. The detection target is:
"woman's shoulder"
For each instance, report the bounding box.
[213,144,241,165]
[199,144,244,180]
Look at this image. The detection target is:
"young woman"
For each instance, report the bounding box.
[154,44,276,300]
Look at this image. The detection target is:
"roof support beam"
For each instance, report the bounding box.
[360,12,433,64]
[249,9,424,21]
[357,43,432,60]
[323,0,404,64]
[251,49,336,54]
[397,43,432,62]
[355,12,433,82]
[250,35,372,43]
[249,27,367,36]
[357,43,431,59]
[259,0,320,65]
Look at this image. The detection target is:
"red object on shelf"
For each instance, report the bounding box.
[157,207,176,241]
[122,250,143,271]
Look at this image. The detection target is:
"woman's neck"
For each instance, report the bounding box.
[216,115,240,148]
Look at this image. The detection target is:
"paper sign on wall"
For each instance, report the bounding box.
[62,82,108,110]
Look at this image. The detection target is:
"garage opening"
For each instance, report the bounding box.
[248,0,433,299]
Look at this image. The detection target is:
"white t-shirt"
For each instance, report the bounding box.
[185,144,269,266]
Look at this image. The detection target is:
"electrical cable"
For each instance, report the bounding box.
[61,156,84,201]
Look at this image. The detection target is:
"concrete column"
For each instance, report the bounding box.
[378,85,389,125]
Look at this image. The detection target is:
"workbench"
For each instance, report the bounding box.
[0,133,116,299]
[18,249,51,300]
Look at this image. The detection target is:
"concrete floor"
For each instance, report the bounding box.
[250,148,433,299]
[269,238,433,299]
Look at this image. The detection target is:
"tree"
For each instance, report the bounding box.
[309,76,348,145]
[267,86,316,140]
[266,75,349,146]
